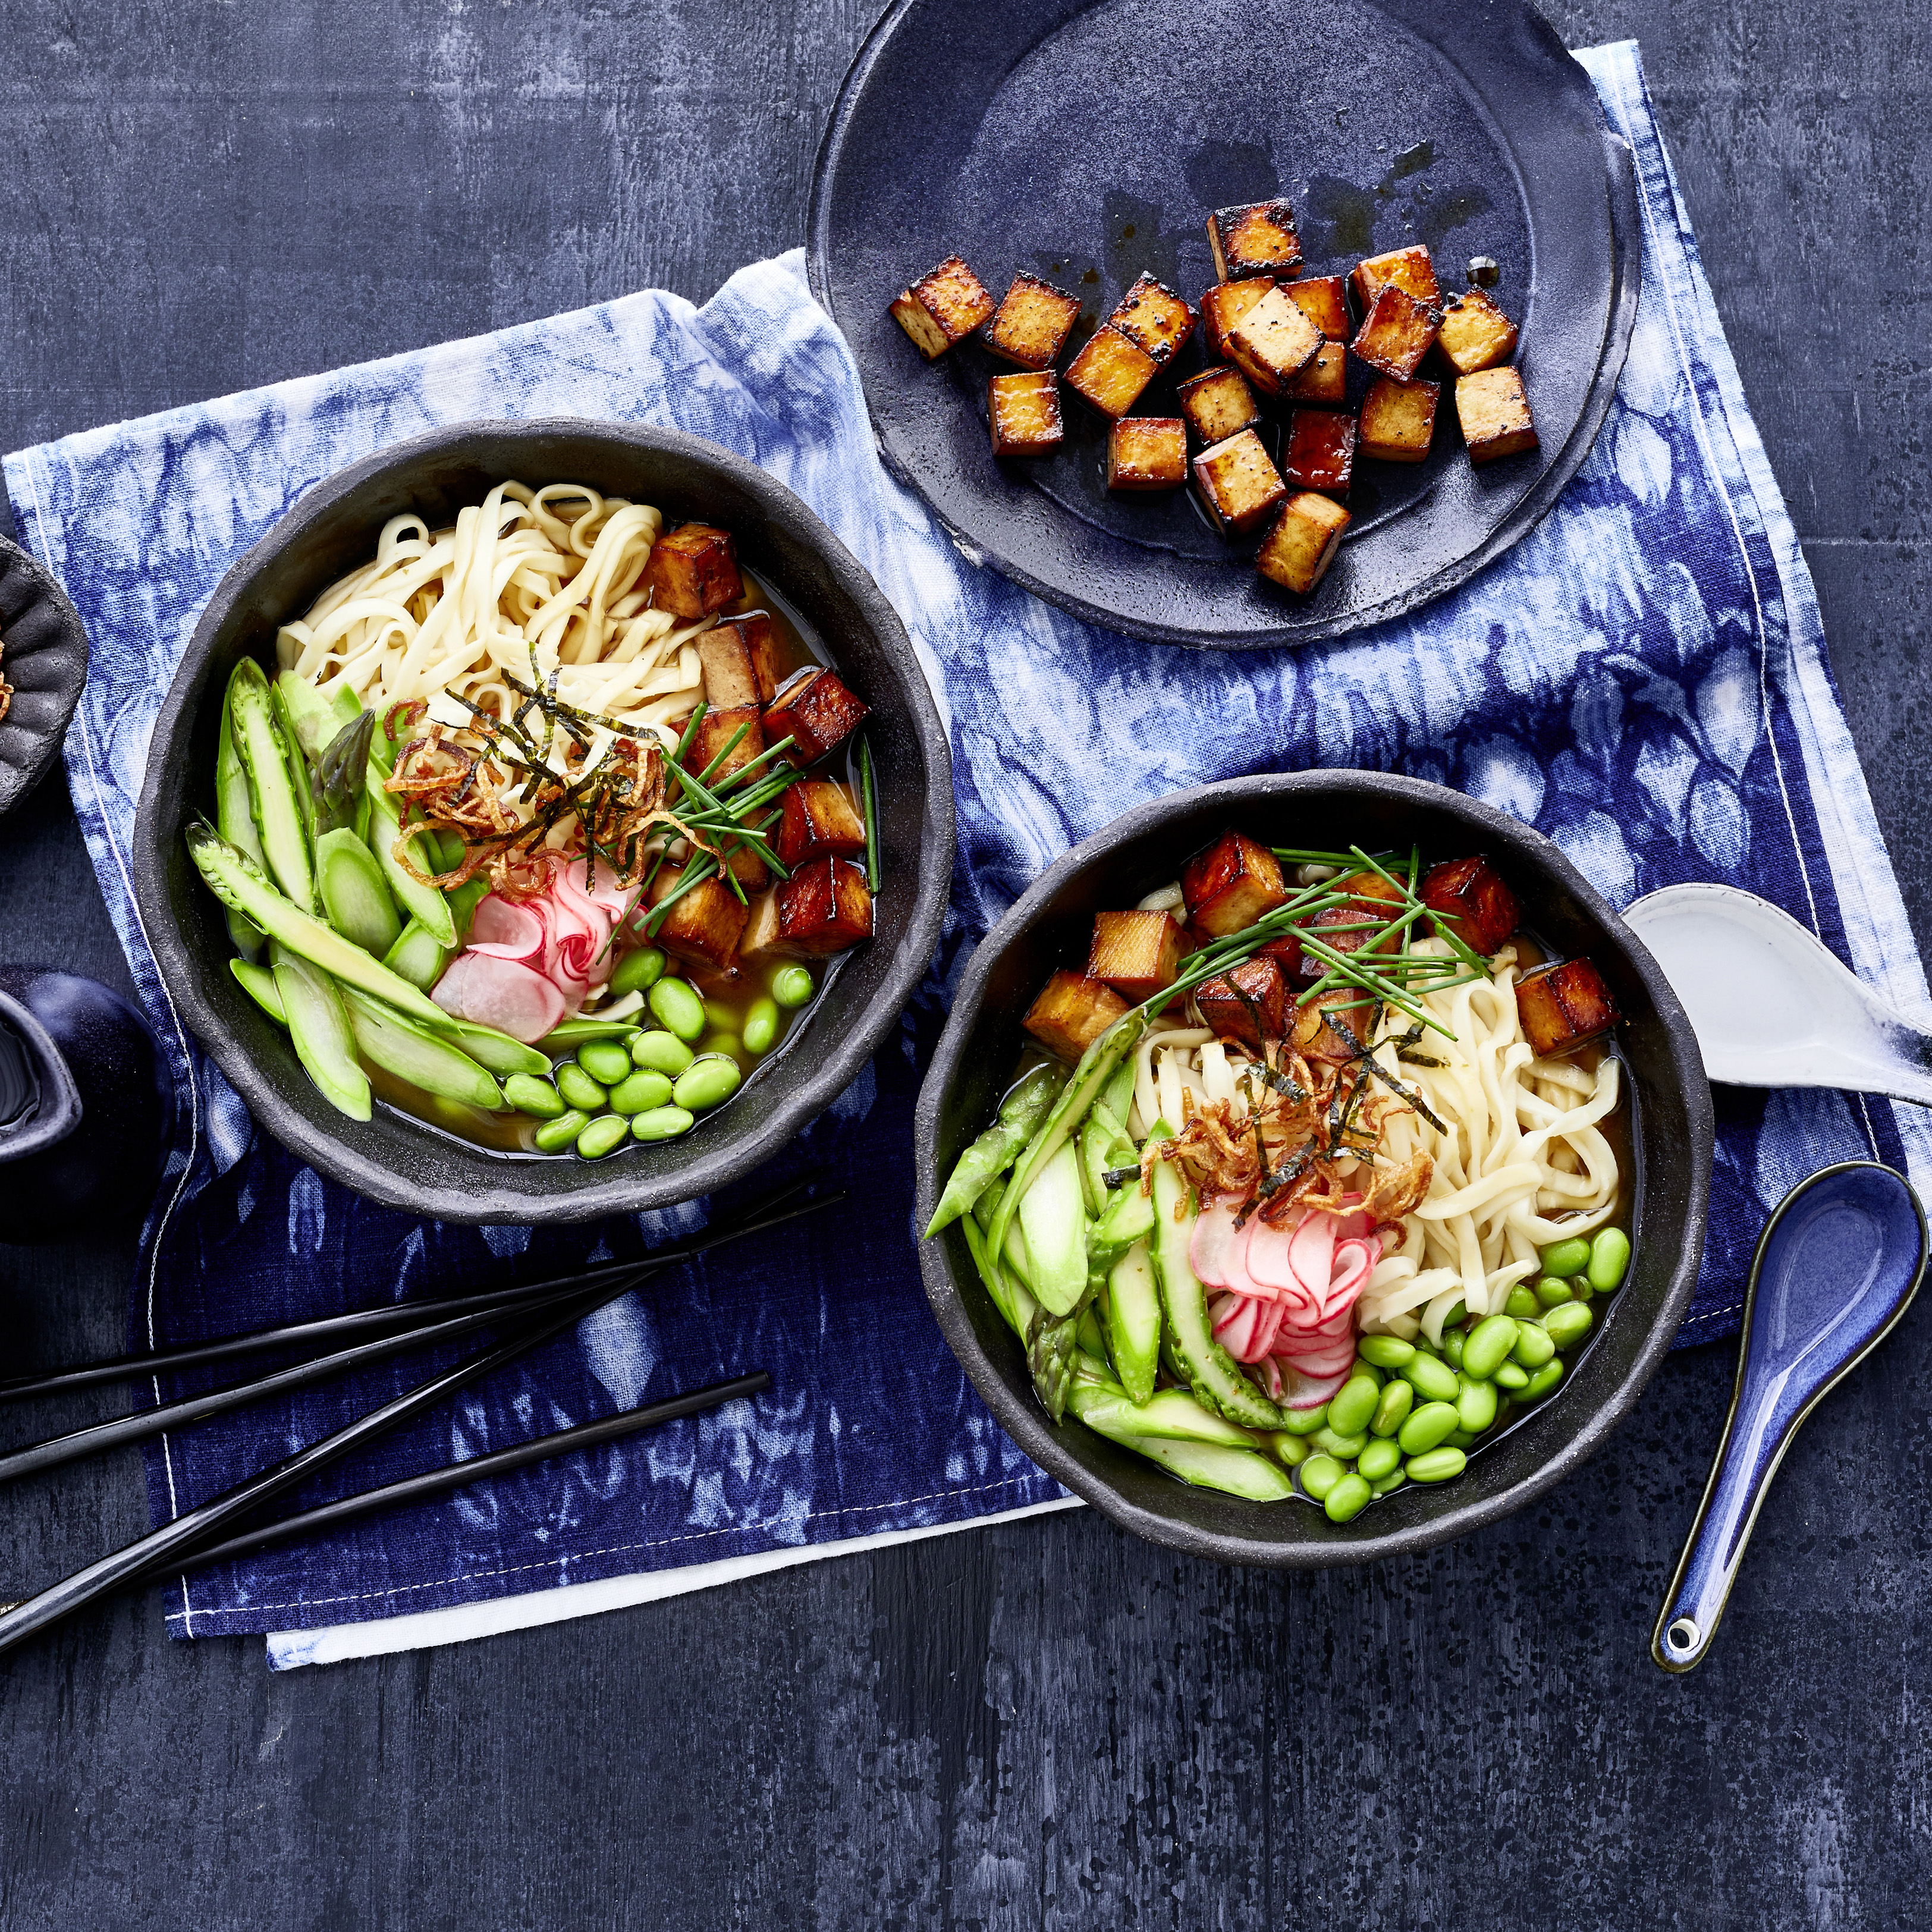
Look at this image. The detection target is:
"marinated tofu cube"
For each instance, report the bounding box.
[1107,417,1188,492]
[737,888,784,964]
[1192,429,1287,536]
[723,841,771,895]
[1285,275,1352,340]
[1207,199,1303,281]
[1023,970,1130,1064]
[1087,909,1185,1003]
[1350,284,1442,382]
[1516,958,1620,1057]
[1258,931,1307,981]
[775,778,867,871]
[1064,325,1159,418]
[1456,366,1538,464]
[1295,986,1377,1061]
[1299,875,1403,969]
[1421,855,1521,955]
[775,857,874,956]
[1107,273,1196,365]
[643,523,743,619]
[888,254,996,359]
[1176,366,1260,447]
[1255,492,1350,595]
[689,703,765,783]
[1180,830,1289,937]
[1435,288,1519,376]
[765,667,870,764]
[709,611,787,705]
[1283,340,1347,406]
[1358,375,1440,463]
[697,625,764,710]
[1200,277,1273,361]
[1193,955,1289,1048]
[1283,410,1358,498]
[988,370,1065,456]
[1225,285,1323,397]
[650,865,752,974]
[986,272,1082,369]
[1349,243,1441,310]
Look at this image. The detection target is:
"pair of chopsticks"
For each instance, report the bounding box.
[0,1174,835,1658]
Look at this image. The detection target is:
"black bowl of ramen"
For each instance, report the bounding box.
[132,419,954,1223]
[915,769,1711,1567]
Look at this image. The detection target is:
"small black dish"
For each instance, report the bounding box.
[915,771,1713,1567]
[0,533,90,818]
[131,419,956,1225]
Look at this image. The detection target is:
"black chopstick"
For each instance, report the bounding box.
[0,1174,819,1402]
[171,1371,770,1574]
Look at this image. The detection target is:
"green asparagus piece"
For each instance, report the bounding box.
[214,683,266,961]
[960,1210,1038,1344]
[316,827,403,957]
[227,658,315,913]
[268,943,370,1121]
[341,987,505,1111]
[313,711,377,838]
[275,669,360,762]
[1026,1299,1089,1424]
[364,780,456,948]
[382,918,451,992]
[230,957,285,1025]
[923,1061,1067,1236]
[433,1017,549,1079]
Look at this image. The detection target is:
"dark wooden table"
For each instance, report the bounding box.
[1,4,1927,1925]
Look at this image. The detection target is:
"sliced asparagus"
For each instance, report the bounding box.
[227,658,315,913]
[230,957,285,1024]
[341,987,505,1111]
[924,1060,1066,1236]
[275,668,360,762]
[268,943,370,1122]
[382,918,450,992]
[214,679,267,960]
[1104,1241,1162,1406]
[316,828,402,957]
[433,1017,549,1079]
[364,779,455,947]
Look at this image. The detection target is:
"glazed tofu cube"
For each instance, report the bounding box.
[1349,244,1440,310]
[1225,285,1323,397]
[1107,417,1188,492]
[1193,955,1289,1049]
[1107,273,1195,365]
[985,272,1082,369]
[775,778,867,871]
[1259,931,1308,982]
[1283,410,1357,498]
[1064,325,1158,418]
[1179,830,1289,937]
[1435,288,1519,376]
[737,888,784,964]
[988,370,1065,456]
[1283,340,1347,406]
[697,625,763,710]
[1456,367,1538,464]
[643,523,743,619]
[1350,284,1442,382]
[689,703,765,783]
[1285,276,1352,340]
[1176,366,1260,447]
[1255,492,1350,595]
[1192,430,1287,537]
[724,840,771,895]
[775,857,874,956]
[765,668,869,763]
[1200,278,1273,362]
[1207,199,1303,281]
[1087,909,1185,1003]
[709,611,786,705]
[888,255,996,359]
[651,865,751,974]
[1023,970,1130,1064]
[1300,879,1402,966]
[1516,958,1619,1057]
[1295,987,1377,1061]
[1358,376,1440,463]
[1421,855,1521,955]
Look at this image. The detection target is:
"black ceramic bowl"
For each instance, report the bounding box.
[132,419,954,1224]
[915,771,1713,1567]
[0,532,90,819]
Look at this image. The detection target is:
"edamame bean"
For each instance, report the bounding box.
[1311,1426,1369,1461]
[673,1054,743,1112]
[504,1073,565,1119]
[1542,1236,1592,1278]
[1269,1432,1311,1468]
[1281,1402,1330,1437]
[1493,1361,1529,1390]
[700,998,739,1035]
[1505,1286,1539,1318]
[1535,1275,1575,1308]
[1571,1275,1595,1302]
[610,946,666,999]
[1400,1353,1460,1405]
[630,1105,696,1142]
[1405,1446,1468,1483]
[1356,1335,1415,1369]
[608,1069,674,1116]
[532,1108,590,1152]
[1456,1376,1498,1434]
[555,1064,607,1113]
[1542,1300,1594,1351]
[1588,1226,1632,1292]
[701,1033,743,1064]
[1449,1428,1478,1448]
[1324,1472,1372,1523]
[1370,1380,1413,1438]
[576,1113,630,1159]
[1462,1314,1519,1381]
[1370,1472,1408,1498]
[1512,1320,1556,1369]
[742,997,781,1057]
[771,964,816,1009]
[648,976,706,1042]
[577,1039,633,1086]
[1522,1359,1565,1400]
[1441,1328,1466,1371]
[631,1029,695,1076]
[1299,1454,1343,1501]
[1327,1374,1381,1438]
[1438,1300,1466,1331]
[1358,1437,1402,1482]
[1397,1401,1460,1456]
[1347,1359,1385,1390]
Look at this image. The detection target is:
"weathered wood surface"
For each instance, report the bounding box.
[0,1,1927,1924]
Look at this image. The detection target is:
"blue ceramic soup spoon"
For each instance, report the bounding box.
[1651,1161,1927,1672]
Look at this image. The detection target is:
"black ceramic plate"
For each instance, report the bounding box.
[0,534,90,817]
[809,0,1639,648]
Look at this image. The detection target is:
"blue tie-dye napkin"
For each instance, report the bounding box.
[5,40,1925,1658]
